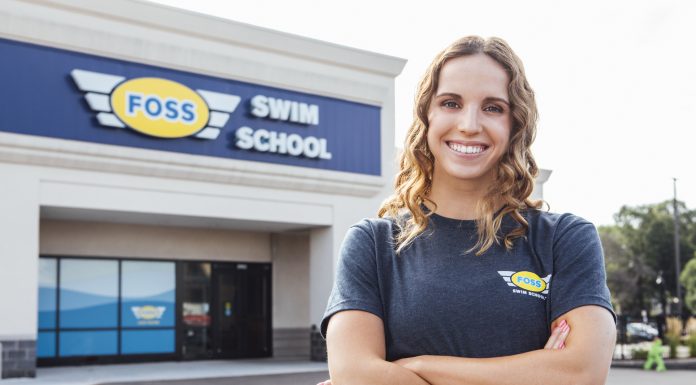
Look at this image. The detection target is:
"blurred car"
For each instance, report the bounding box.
[626,322,659,343]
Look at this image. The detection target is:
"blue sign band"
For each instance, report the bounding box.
[0,38,381,175]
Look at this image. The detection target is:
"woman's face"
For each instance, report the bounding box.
[426,54,512,189]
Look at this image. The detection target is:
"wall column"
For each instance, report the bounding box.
[0,166,39,378]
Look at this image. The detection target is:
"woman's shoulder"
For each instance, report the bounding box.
[522,209,597,239]
[520,209,603,264]
[350,216,398,237]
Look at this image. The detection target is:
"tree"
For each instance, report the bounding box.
[599,225,653,314]
[600,200,696,316]
[681,257,696,314]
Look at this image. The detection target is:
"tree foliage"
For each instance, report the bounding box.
[599,200,696,316]
[681,258,696,314]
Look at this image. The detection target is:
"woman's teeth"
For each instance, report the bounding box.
[448,142,486,154]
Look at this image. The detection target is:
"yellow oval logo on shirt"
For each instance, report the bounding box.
[511,271,546,292]
[111,78,209,138]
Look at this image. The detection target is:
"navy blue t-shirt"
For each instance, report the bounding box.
[321,210,615,361]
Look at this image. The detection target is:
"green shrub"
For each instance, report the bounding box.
[632,349,648,360]
[665,333,680,358]
[687,334,696,358]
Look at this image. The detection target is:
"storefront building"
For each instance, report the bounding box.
[0,0,406,378]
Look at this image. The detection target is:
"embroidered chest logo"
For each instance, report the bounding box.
[497,271,551,300]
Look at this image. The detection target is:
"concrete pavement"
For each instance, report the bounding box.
[607,367,694,385]
[99,368,695,385]
[2,359,693,385]
[99,371,331,385]
[0,359,329,385]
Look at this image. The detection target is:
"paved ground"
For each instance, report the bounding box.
[99,371,331,385]
[607,367,695,385]
[0,359,329,385]
[99,368,696,385]
[96,368,696,385]
[4,360,693,385]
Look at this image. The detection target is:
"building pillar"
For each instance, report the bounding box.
[0,166,39,378]
[308,226,335,361]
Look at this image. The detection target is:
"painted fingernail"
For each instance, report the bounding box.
[559,342,565,349]
[559,319,567,327]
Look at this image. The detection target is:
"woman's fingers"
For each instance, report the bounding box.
[543,319,563,349]
[544,319,570,349]
[556,321,570,349]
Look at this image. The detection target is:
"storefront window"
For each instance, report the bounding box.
[182,262,212,358]
[59,259,119,356]
[37,258,57,358]
[121,261,175,354]
[38,257,176,361]
[59,259,119,328]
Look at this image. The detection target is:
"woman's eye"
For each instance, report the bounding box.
[484,105,503,113]
[442,101,460,109]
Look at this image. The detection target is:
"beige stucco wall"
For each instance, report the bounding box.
[40,220,271,262]
[271,232,310,328]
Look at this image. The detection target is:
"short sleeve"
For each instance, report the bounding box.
[320,222,384,339]
[548,218,616,323]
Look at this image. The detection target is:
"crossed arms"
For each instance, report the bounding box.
[324,305,615,385]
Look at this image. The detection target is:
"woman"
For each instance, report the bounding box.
[320,36,616,385]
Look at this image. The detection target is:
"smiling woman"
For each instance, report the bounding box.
[320,36,617,385]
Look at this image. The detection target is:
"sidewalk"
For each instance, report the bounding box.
[0,358,329,385]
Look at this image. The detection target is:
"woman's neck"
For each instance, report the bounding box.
[426,173,493,220]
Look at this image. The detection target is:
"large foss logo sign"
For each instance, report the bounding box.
[71,69,240,140]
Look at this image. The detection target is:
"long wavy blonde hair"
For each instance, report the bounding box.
[378,36,542,255]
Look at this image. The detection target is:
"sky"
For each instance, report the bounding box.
[150,0,696,226]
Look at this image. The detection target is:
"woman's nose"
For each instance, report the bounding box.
[456,106,482,135]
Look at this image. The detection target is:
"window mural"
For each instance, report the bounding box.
[37,259,57,358]
[121,261,176,354]
[37,257,176,360]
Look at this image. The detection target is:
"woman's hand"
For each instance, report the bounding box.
[544,319,570,350]
[317,320,570,385]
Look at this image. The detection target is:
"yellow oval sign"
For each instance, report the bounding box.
[511,271,546,292]
[111,77,209,138]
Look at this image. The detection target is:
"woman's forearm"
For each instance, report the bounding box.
[397,306,615,385]
[402,348,593,385]
[330,357,431,385]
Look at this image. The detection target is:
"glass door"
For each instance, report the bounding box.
[212,264,239,357]
[211,262,271,358]
[238,263,271,357]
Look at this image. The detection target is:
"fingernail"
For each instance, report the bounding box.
[559,342,565,349]
[562,324,570,333]
[559,319,567,327]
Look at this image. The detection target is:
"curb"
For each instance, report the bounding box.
[611,358,696,370]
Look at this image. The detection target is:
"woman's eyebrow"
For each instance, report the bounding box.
[484,96,510,106]
[434,92,462,99]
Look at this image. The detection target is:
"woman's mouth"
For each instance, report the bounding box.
[447,142,488,155]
